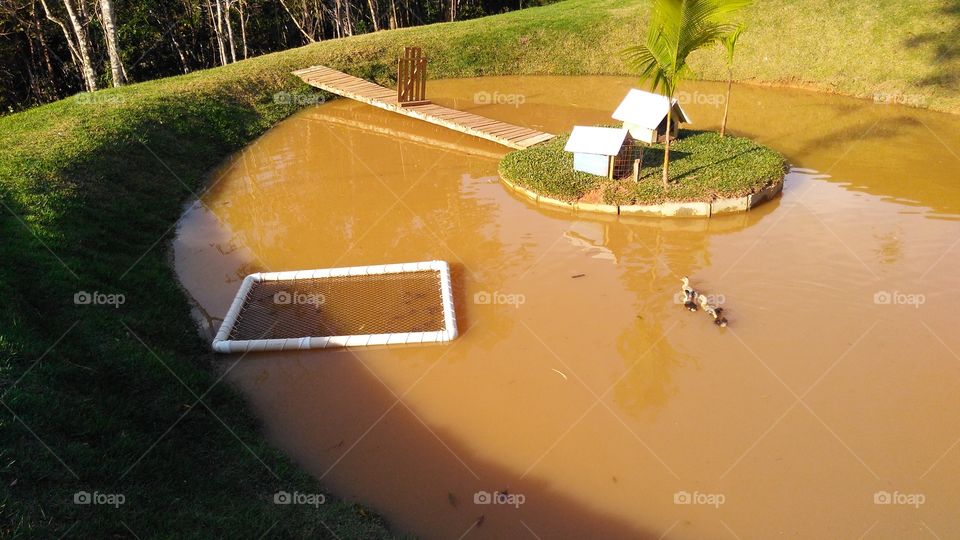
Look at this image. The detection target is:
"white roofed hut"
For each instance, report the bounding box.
[612,89,692,145]
[563,126,642,181]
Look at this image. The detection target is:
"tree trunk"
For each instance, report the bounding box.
[207,0,227,65]
[279,0,316,43]
[238,0,248,59]
[388,0,398,29]
[170,33,191,74]
[661,105,672,188]
[366,0,379,31]
[99,0,126,86]
[224,0,237,63]
[720,71,732,137]
[62,0,98,91]
[331,0,341,37]
[40,0,98,91]
[26,1,58,98]
[215,0,232,63]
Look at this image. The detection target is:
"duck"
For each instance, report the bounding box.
[714,308,729,327]
[680,277,698,312]
[698,294,728,327]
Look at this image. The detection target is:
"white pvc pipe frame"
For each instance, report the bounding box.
[212,260,458,353]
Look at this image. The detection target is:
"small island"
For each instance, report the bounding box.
[499,128,788,217]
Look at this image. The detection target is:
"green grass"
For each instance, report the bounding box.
[499,129,788,204]
[0,0,958,537]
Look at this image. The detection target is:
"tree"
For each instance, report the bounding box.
[622,0,750,187]
[278,0,317,43]
[1,0,546,111]
[39,0,99,91]
[366,0,379,30]
[719,24,743,137]
[99,0,126,86]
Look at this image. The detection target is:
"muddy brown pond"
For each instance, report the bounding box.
[174,76,960,539]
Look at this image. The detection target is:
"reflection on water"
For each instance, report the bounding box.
[174,76,960,539]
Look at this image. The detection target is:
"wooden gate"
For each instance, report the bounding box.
[397,47,429,106]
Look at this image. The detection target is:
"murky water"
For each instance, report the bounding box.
[174,76,960,539]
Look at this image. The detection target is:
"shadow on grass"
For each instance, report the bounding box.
[671,147,764,183]
[634,130,761,184]
[903,1,960,91]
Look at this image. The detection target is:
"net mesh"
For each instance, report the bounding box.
[612,139,642,180]
[228,270,446,341]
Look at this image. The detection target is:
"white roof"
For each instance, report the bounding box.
[611,89,692,129]
[563,126,629,155]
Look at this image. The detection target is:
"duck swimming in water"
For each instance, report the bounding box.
[698,294,728,327]
[680,277,698,312]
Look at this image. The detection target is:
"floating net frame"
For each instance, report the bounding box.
[212,260,457,353]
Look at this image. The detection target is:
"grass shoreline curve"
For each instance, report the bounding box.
[499,129,788,206]
[1,0,958,537]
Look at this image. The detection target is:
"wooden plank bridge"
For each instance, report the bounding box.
[292,64,555,150]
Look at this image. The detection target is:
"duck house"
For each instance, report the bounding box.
[564,126,642,180]
[612,89,692,144]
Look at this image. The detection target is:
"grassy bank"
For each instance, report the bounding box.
[499,129,788,204]
[1,0,958,537]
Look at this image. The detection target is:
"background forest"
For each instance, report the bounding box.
[0,0,553,112]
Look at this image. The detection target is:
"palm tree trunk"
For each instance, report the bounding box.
[661,105,672,188]
[720,70,732,137]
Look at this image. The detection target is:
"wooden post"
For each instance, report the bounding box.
[397,47,430,106]
[634,145,643,181]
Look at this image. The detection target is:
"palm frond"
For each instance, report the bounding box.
[622,0,752,97]
[722,24,745,64]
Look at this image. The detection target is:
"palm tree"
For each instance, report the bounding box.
[623,0,751,188]
[719,25,745,137]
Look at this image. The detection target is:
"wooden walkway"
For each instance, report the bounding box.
[293,65,554,150]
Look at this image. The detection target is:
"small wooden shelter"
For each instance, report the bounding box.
[564,126,641,180]
[612,89,692,144]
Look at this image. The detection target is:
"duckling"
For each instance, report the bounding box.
[698,294,728,327]
[680,277,698,312]
[713,307,729,328]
